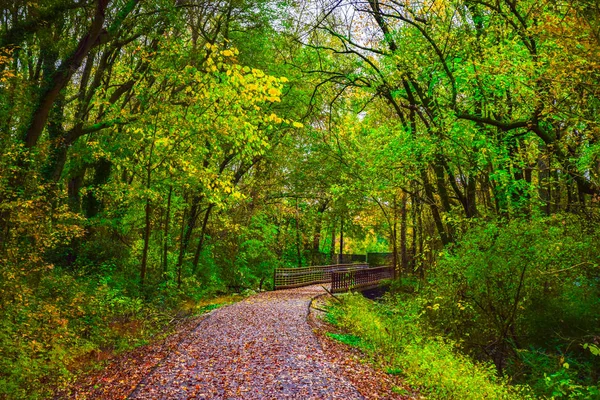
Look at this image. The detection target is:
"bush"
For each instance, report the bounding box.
[0,268,175,399]
[329,293,528,399]
[429,215,600,396]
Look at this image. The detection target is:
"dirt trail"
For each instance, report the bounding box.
[129,285,363,399]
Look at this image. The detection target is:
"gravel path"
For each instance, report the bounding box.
[129,285,364,399]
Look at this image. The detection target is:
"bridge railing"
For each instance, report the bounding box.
[331,266,394,293]
[273,264,368,290]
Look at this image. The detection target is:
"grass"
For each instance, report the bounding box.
[183,293,246,315]
[326,333,363,347]
[326,293,533,400]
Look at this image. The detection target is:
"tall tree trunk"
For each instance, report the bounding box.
[577,180,587,215]
[275,215,282,258]
[84,158,111,218]
[67,167,86,213]
[177,194,202,271]
[391,195,398,278]
[417,194,424,278]
[400,191,408,275]
[410,190,418,272]
[466,173,478,218]
[538,145,551,215]
[566,178,574,212]
[339,214,344,263]
[509,139,530,217]
[480,174,493,212]
[552,169,561,213]
[140,124,156,287]
[329,216,336,264]
[433,161,453,212]
[312,202,327,265]
[422,169,450,245]
[140,198,151,286]
[177,207,187,288]
[40,41,64,184]
[443,160,479,218]
[295,198,302,268]
[192,203,214,275]
[162,186,172,278]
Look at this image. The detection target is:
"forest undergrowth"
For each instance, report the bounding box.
[327,215,600,399]
[0,259,245,399]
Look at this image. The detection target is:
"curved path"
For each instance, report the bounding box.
[129,285,363,399]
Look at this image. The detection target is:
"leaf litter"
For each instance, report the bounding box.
[62,285,418,399]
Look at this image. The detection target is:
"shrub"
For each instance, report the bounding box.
[429,215,600,396]
[329,293,528,399]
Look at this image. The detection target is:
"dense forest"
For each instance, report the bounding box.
[0,0,599,398]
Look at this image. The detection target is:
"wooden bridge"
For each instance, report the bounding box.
[273,263,394,293]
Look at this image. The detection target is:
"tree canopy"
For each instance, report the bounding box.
[0,0,599,398]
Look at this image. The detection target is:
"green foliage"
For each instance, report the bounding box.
[428,215,600,397]
[582,344,600,357]
[542,368,600,399]
[0,262,243,399]
[0,270,138,398]
[1,0,600,398]
[399,340,528,400]
[327,333,363,348]
[329,293,528,399]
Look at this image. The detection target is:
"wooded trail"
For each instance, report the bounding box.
[129,285,363,399]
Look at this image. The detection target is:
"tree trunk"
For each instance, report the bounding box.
[140,124,156,287]
[177,194,202,271]
[312,202,327,265]
[84,158,111,218]
[177,207,187,288]
[192,203,214,275]
[552,169,561,213]
[391,195,398,279]
[400,191,408,275]
[140,198,151,286]
[410,190,418,272]
[162,185,172,278]
[295,198,302,268]
[417,194,424,278]
[538,145,550,215]
[422,169,450,245]
[329,216,336,264]
[433,161,453,212]
[339,214,344,263]
[67,167,86,213]
[466,173,478,218]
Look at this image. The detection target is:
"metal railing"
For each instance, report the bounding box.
[331,266,394,293]
[273,264,368,290]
